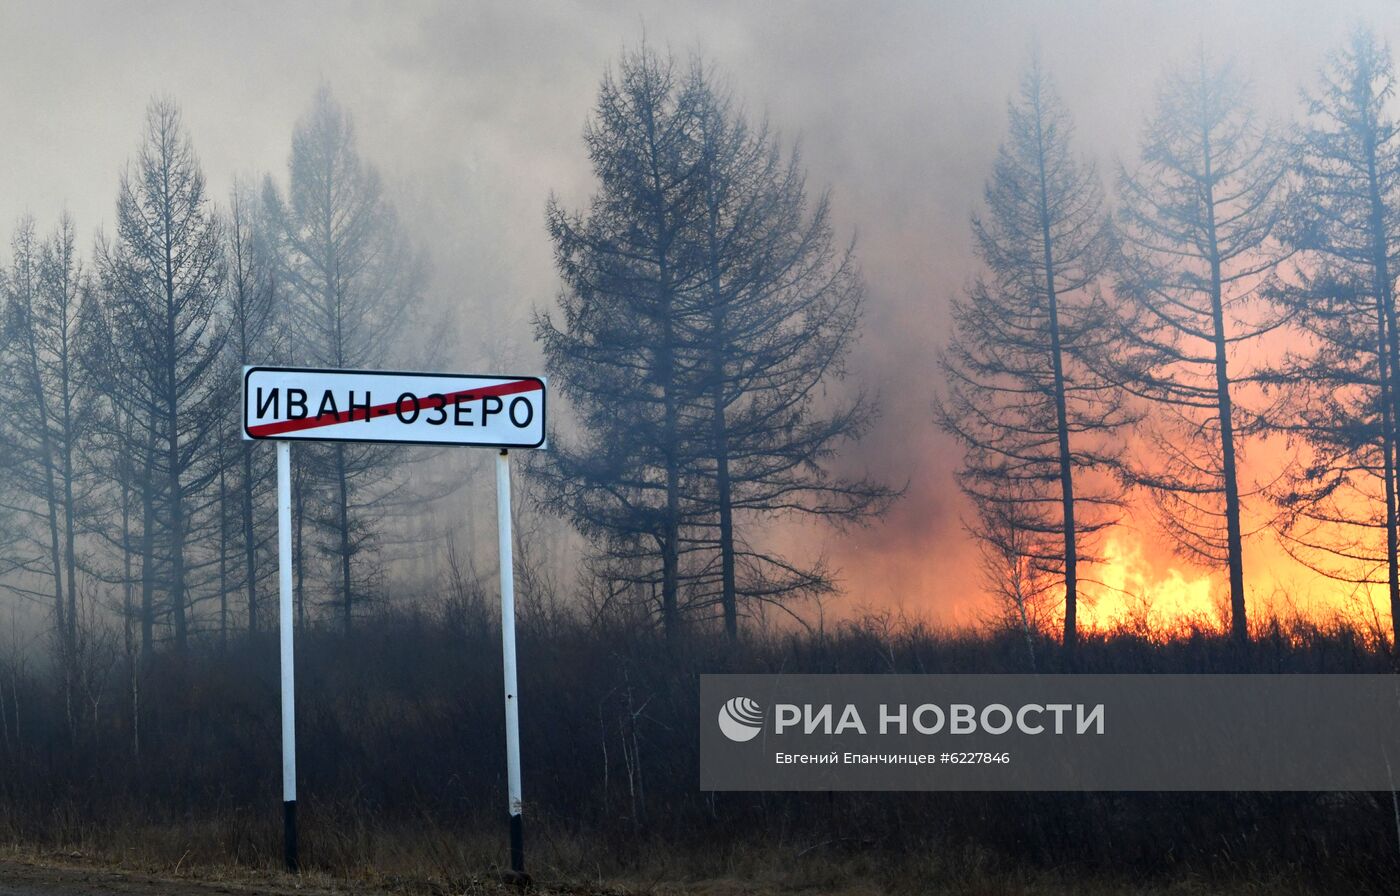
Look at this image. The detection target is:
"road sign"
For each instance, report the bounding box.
[244,364,542,880]
[243,366,546,448]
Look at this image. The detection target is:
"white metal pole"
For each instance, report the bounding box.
[496,449,524,874]
[277,440,299,872]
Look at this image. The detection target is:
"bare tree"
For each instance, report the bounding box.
[535,45,710,641]
[264,86,425,632]
[224,179,279,636]
[0,215,95,663]
[80,287,160,660]
[936,58,1126,660]
[97,97,227,655]
[1107,53,1288,647]
[0,220,63,647]
[973,494,1055,671]
[1268,28,1400,646]
[540,50,892,639]
[690,71,894,637]
[74,288,147,750]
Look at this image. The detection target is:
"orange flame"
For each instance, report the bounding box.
[1084,534,1219,633]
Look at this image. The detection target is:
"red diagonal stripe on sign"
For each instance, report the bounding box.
[247,379,541,438]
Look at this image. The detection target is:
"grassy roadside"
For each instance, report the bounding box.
[0,840,1368,896]
[3,616,1396,895]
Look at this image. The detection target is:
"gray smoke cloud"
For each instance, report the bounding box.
[0,0,1390,622]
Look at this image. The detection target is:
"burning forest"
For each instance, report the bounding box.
[1,3,1400,894]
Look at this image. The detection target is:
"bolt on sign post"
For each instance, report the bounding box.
[243,366,546,875]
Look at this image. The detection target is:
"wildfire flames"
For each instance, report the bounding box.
[1085,534,1219,632]
[1063,528,1392,638]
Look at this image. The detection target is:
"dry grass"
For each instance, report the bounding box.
[0,830,1368,896]
[2,614,1394,895]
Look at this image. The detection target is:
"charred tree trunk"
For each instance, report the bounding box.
[218,442,229,651]
[1034,106,1079,661]
[243,441,258,636]
[336,443,353,633]
[1199,137,1249,647]
[712,376,737,640]
[1365,128,1400,647]
[1374,300,1398,645]
[139,430,157,660]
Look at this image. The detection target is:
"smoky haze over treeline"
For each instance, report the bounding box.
[10,4,1400,892]
[0,0,1397,648]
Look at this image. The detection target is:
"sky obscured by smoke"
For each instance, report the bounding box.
[1,0,1394,624]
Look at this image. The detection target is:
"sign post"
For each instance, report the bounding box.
[244,366,546,879]
[276,439,298,872]
[496,449,524,873]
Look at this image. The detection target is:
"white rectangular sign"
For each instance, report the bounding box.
[243,366,546,448]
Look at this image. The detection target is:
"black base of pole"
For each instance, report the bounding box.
[509,812,525,873]
[283,799,299,873]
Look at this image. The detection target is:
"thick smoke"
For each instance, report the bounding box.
[0,0,1393,623]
